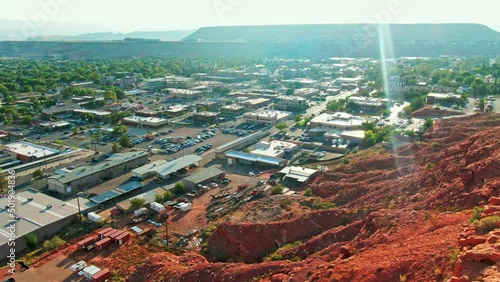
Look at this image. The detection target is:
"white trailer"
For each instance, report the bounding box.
[87,212,103,223]
[150,202,166,213]
[178,202,192,212]
[134,207,148,217]
[83,265,101,281]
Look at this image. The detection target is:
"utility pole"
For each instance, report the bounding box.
[76,192,83,221]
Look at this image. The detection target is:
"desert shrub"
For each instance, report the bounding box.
[290,256,302,262]
[271,184,284,195]
[268,253,282,261]
[470,206,485,223]
[280,199,292,210]
[449,247,460,264]
[304,188,313,197]
[43,235,66,251]
[474,216,500,233]
[312,199,335,210]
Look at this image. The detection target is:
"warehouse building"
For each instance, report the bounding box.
[279,166,318,184]
[215,131,270,159]
[182,167,226,190]
[48,152,148,194]
[2,141,59,163]
[0,189,95,256]
[131,155,202,180]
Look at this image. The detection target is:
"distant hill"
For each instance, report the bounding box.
[28,30,195,42]
[183,23,500,43]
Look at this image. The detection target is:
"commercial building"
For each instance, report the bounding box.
[251,140,298,158]
[275,96,308,111]
[73,109,112,118]
[164,105,190,117]
[166,88,204,99]
[347,96,389,112]
[2,142,59,163]
[224,151,287,169]
[308,112,366,131]
[131,155,202,180]
[279,166,318,184]
[425,93,462,104]
[140,77,167,90]
[215,131,270,159]
[196,101,220,112]
[123,116,169,128]
[165,76,195,89]
[193,112,220,124]
[0,189,95,256]
[220,105,246,118]
[39,121,71,132]
[182,167,226,190]
[240,98,271,109]
[48,152,148,194]
[243,110,292,125]
[294,88,320,98]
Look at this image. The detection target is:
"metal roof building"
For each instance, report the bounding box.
[279,166,318,183]
[0,189,96,256]
[132,155,202,180]
[182,167,226,190]
[224,151,287,168]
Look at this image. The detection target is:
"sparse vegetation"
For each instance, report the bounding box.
[449,247,460,265]
[473,216,500,233]
[312,199,335,210]
[304,188,313,197]
[280,198,292,210]
[155,190,174,203]
[42,235,66,251]
[470,206,485,223]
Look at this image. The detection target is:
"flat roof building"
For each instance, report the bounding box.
[48,152,148,194]
[166,88,203,99]
[165,105,190,117]
[279,166,318,184]
[182,167,225,190]
[0,189,95,256]
[224,151,287,169]
[251,140,298,158]
[347,96,389,110]
[73,109,112,117]
[2,142,59,163]
[123,116,169,128]
[193,111,220,124]
[294,88,320,98]
[309,112,367,131]
[275,96,308,111]
[39,121,71,132]
[243,110,292,125]
[220,105,246,118]
[240,98,271,109]
[426,93,462,104]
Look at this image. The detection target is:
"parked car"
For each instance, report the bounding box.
[70,260,87,271]
[210,183,219,188]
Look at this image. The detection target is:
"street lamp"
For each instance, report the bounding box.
[76,192,83,221]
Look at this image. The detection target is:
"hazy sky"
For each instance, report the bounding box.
[2,0,499,32]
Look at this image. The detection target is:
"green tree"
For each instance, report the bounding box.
[271,184,284,195]
[119,135,132,148]
[33,169,44,179]
[327,99,346,112]
[21,115,33,125]
[112,143,121,153]
[471,78,488,97]
[0,83,8,95]
[26,233,38,250]
[130,197,145,208]
[43,235,65,251]
[113,125,128,136]
[275,122,289,133]
[294,114,303,122]
[174,182,186,195]
[104,89,117,102]
[72,127,78,135]
[285,88,294,95]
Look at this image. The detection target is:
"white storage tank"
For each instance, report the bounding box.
[87,212,103,223]
[150,202,166,213]
[134,207,148,217]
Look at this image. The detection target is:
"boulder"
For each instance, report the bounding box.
[489,252,500,262]
[462,249,492,261]
[466,236,487,246]
[489,197,500,206]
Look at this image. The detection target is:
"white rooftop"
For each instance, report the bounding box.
[3,142,59,158]
[310,112,366,127]
[279,166,318,183]
[251,141,297,158]
[243,110,292,120]
[124,116,168,124]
